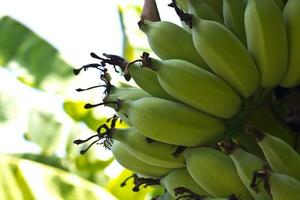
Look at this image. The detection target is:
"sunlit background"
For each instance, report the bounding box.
[0,0,181,199]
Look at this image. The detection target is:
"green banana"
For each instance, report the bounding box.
[266,173,300,200]
[115,97,225,146]
[183,147,253,199]
[180,21,192,34]
[138,20,210,70]
[123,168,212,199]
[144,57,242,119]
[252,167,300,200]
[205,198,236,200]
[83,53,176,101]
[111,141,172,178]
[101,85,150,126]
[188,13,260,98]
[252,129,300,181]
[274,0,285,10]
[280,0,300,87]
[160,168,212,198]
[202,0,223,18]
[242,0,285,10]
[244,0,288,87]
[186,0,223,23]
[109,127,185,168]
[223,0,247,44]
[176,0,188,11]
[104,85,150,102]
[249,104,295,146]
[220,141,270,200]
[153,192,175,200]
[234,129,265,159]
[170,0,191,34]
[126,63,176,101]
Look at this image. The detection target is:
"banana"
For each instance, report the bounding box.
[160,168,212,198]
[144,57,242,119]
[202,0,223,19]
[244,0,288,87]
[176,0,188,11]
[274,0,285,10]
[220,141,270,200]
[234,129,265,159]
[180,21,192,34]
[153,192,175,200]
[242,0,285,10]
[186,0,223,23]
[114,97,225,146]
[252,167,300,200]
[205,197,239,200]
[109,127,185,168]
[280,0,300,87]
[122,168,211,199]
[249,104,295,146]
[223,0,247,44]
[138,20,210,70]
[251,128,300,181]
[104,85,150,102]
[111,141,172,178]
[188,13,260,98]
[101,85,150,125]
[83,53,176,101]
[126,63,176,101]
[183,147,253,199]
[266,173,300,200]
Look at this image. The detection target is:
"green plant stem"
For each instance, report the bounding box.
[224,87,274,138]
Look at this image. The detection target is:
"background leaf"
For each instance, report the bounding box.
[0,16,73,94]
[0,154,117,200]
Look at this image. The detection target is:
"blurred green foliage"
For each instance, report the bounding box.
[0,2,158,199]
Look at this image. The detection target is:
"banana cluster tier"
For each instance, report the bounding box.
[73,0,300,199]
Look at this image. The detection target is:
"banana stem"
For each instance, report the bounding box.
[225,87,275,138]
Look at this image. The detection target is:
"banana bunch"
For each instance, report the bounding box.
[72,0,300,199]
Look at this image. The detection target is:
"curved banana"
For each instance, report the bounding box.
[186,0,223,23]
[154,192,175,200]
[110,127,185,168]
[252,168,300,200]
[127,63,176,101]
[138,20,209,70]
[274,0,285,10]
[145,58,242,119]
[176,0,188,11]
[188,14,260,98]
[234,130,265,159]
[252,129,300,181]
[280,0,300,87]
[111,141,172,178]
[160,168,212,198]
[249,104,295,146]
[116,97,225,146]
[223,0,247,44]
[104,86,150,102]
[266,173,300,200]
[221,142,270,200]
[180,21,192,34]
[202,0,223,19]
[102,85,150,125]
[244,0,288,87]
[183,147,253,199]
